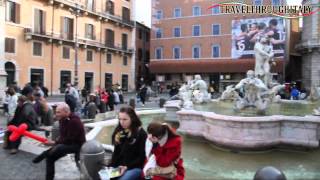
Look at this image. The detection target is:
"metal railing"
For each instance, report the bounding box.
[24,28,134,54]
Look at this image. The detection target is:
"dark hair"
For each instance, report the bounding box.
[147,122,179,139]
[111,106,142,144]
[21,86,34,96]
[258,22,266,30]
[269,19,278,26]
[240,24,248,32]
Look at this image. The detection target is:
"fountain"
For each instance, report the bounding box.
[164,36,320,150]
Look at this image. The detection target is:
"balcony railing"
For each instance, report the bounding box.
[50,0,134,28]
[24,28,134,55]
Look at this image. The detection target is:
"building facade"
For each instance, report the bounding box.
[135,21,150,89]
[4,0,135,94]
[0,0,7,102]
[150,0,289,92]
[296,0,320,91]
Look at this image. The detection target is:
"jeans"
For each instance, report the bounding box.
[45,144,81,180]
[119,168,142,180]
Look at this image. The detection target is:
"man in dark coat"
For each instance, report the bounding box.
[32,103,86,180]
[3,86,39,154]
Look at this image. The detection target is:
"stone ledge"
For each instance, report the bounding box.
[177,110,320,150]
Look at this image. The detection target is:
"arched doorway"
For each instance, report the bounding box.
[5,62,15,87]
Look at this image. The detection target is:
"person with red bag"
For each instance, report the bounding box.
[145,122,185,180]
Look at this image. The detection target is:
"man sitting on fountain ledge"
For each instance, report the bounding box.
[32,103,86,180]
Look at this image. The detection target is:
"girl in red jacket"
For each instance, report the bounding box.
[146,122,185,180]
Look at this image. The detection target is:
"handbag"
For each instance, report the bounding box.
[146,157,180,179]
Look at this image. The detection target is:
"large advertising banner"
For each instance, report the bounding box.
[231,17,286,59]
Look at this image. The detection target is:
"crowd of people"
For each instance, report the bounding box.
[1,82,185,180]
[64,83,125,119]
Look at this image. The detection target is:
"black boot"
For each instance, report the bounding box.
[32,150,48,163]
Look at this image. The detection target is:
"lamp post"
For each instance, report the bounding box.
[70,6,81,87]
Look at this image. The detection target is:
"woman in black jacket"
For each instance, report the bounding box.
[109,106,147,180]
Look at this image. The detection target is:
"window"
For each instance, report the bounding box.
[62,17,74,40]
[60,71,71,93]
[155,47,163,59]
[122,33,128,50]
[173,46,181,59]
[145,50,150,63]
[192,6,201,16]
[212,24,220,35]
[139,29,142,39]
[30,69,44,88]
[212,45,220,57]
[85,24,95,40]
[86,0,95,11]
[106,0,114,15]
[254,0,262,5]
[33,42,42,56]
[62,46,70,59]
[138,48,142,61]
[105,29,114,47]
[192,25,201,36]
[156,10,163,20]
[5,38,15,53]
[272,0,280,5]
[174,8,181,17]
[6,1,20,23]
[156,28,162,38]
[192,45,201,59]
[122,7,130,22]
[106,53,112,64]
[105,73,113,89]
[86,50,93,62]
[173,27,181,37]
[123,56,128,66]
[212,6,220,14]
[146,32,150,42]
[34,9,46,34]
[122,74,128,91]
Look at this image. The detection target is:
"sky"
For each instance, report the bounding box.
[135,0,303,28]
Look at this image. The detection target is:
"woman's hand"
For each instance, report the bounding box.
[119,166,127,176]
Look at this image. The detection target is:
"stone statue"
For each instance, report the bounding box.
[220,85,239,101]
[189,75,211,103]
[234,70,269,112]
[254,36,275,87]
[313,107,320,116]
[173,74,211,108]
[308,85,320,101]
[178,83,193,109]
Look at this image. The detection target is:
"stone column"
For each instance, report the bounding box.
[300,0,320,91]
[0,0,7,104]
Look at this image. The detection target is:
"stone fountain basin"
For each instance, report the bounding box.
[177,110,320,150]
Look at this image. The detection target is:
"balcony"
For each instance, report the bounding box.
[24,28,134,55]
[49,0,134,28]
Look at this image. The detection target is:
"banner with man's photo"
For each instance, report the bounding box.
[231,17,286,59]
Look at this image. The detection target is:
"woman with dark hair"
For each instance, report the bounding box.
[109,106,147,180]
[146,122,185,180]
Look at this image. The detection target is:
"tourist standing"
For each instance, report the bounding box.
[139,85,147,106]
[7,87,18,121]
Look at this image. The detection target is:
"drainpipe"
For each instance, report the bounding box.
[50,3,55,96]
[99,16,102,90]
[0,0,7,102]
